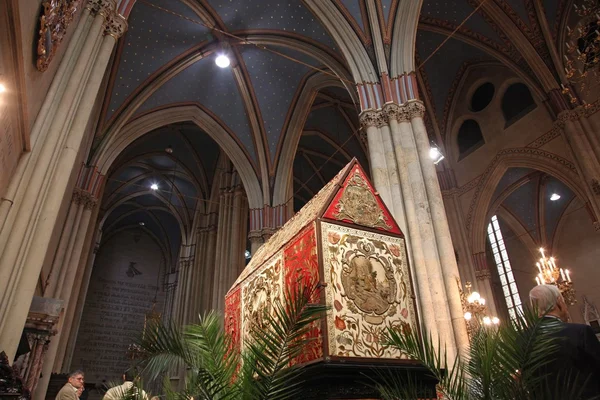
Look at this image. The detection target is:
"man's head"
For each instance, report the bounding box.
[123,370,135,382]
[68,370,85,389]
[529,285,569,321]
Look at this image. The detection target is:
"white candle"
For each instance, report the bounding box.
[560,268,566,281]
[565,269,571,282]
[536,277,541,285]
[537,262,542,274]
[539,273,544,284]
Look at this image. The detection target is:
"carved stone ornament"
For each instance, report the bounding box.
[333,170,392,230]
[406,101,426,119]
[475,268,491,280]
[382,103,410,123]
[591,179,600,196]
[104,12,128,39]
[72,188,98,210]
[359,110,385,129]
[36,0,83,72]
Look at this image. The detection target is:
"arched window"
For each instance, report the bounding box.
[501,83,536,126]
[457,119,484,158]
[470,82,495,112]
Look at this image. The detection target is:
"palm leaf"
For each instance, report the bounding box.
[384,326,467,400]
[241,280,328,400]
[137,312,237,400]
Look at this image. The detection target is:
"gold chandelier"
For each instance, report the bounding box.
[534,248,576,306]
[458,280,499,338]
[563,0,600,102]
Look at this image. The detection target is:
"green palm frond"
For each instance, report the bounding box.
[241,280,328,400]
[137,312,237,399]
[385,326,467,400]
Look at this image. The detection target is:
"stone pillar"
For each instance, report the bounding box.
[34,186,99,399]
[408,101,469,352]
[381,103,439,343]
[61,227,102,372]
[13,297,63,394]
[0,0,126,361]
[556,109,600,228]
[359,110,393,209]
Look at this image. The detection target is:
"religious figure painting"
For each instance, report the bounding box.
[321,222,416,359]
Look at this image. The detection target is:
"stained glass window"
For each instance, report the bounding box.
[488,215,522,318]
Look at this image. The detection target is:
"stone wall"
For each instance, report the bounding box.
[71,229,166,383]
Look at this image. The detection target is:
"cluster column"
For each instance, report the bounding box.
[359,101,469,359]
[556,108,600,229]
[0,0,126,361]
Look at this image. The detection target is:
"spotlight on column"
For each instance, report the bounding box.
[429,145,445,165]
[0,83,6,93]
[150,183,159,191]
[215,54,230,68]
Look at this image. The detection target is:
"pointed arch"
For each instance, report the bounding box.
[468,148,588,256]
[91,105,264,209]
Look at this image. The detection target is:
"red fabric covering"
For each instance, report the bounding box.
[224,287,241,355]
[283,224,322,364]
[323,164,402,236]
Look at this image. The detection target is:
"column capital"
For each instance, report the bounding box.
[72,188,98,210]
[382,103,410,123]
[86,0,116,17]
[104,12,128,39]
[406,100,426,119]
[359,109,386,129]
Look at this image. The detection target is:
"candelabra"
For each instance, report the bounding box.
[534,248,576,306]
[458,280,499,338]
[563,0,600,103]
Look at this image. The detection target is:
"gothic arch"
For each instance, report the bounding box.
[468,148,588,256]
[303,0,378,84]
[272,73,356,206]
[91,105,264,209]
[390,0,423,76]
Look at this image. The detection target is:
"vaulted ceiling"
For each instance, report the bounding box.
[93,0,574,211]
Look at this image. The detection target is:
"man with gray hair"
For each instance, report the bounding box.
[529,285,600,398]
[55,370,84,400]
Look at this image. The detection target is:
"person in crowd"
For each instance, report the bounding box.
[529,285,600,398]
[102,370,148,400]
[55,370,85,400]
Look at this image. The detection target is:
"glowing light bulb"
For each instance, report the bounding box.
[483,316,492,325]
[471,291,481,302]
[464,312,472,321]
[150,183,159,190]
[215,54,230,68]
[550,193,561,201]
[480,298,486,306]
[492,317,500,325]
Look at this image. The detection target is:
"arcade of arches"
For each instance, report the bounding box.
[1,0,599,398]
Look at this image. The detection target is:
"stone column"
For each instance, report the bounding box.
[0,0,126,361]
[382,103,440,349]
[359,110,393,208]
[33,187,99,399]
[408,101,469,352]
[556,109,600,228]
[61,227,102,372]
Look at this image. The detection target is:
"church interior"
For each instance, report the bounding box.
[1,0,600,398]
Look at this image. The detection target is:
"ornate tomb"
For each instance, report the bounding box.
[226,160,434,398]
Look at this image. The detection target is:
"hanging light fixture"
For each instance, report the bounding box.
[534,248,576,305]
[458,280,499,339]
[215,53,231,68]
[563,0,600,103]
